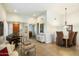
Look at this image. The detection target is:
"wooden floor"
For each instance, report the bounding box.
[28,39,79,56]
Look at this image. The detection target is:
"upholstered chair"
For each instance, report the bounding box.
[68,32,75,47]
[56,32,64,46]
[73,32,77,46]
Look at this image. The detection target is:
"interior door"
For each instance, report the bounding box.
[13,23,20,35]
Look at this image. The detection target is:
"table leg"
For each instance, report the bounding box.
[66,40,67,48]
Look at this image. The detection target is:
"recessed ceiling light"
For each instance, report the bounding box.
[14,9,17,12]
[33,14,36,17]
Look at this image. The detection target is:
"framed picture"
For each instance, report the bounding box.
[66,25,73,32]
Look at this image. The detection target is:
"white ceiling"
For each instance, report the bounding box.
[2,3,79,15]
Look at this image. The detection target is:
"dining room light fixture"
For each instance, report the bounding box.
[64,8,69,30]
[65,8,67,25]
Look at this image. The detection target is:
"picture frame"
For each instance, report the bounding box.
[66,25,73,32]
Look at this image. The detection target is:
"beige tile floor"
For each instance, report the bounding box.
[28,39,79,56]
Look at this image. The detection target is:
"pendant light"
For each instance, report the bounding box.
[65,8,67,25]
[64,8,68,31]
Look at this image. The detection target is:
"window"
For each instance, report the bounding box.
[40,24,44,33]
[0,22,3,36]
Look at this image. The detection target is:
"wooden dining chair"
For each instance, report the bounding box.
[67,32,75,47]
[56,32,64,46]
[73,32,77,46]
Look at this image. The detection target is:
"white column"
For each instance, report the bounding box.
[8,23,13,35]
[4,20,8,41]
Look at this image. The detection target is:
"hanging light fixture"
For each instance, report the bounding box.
[65,8,67,25]
[63,8,68,30]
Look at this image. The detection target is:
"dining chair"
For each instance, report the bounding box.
[56,32,64,46]
[73,32,77,46]
[67,32,75,47]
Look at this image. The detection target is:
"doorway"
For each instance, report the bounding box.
[29,24,35,39]
[13,23,20,35]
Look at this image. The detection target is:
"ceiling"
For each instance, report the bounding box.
[2,3,79,16]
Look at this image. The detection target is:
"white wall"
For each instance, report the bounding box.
[46,10,64,42]
[0,4,8,40]
[8,23,13,35]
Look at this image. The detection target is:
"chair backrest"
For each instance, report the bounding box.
[56,32,63,45]
[56,32,63,39]
[73,32,77,45]
[73,32,77,40]
[68,32,75,45]
[69,32,75,40]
